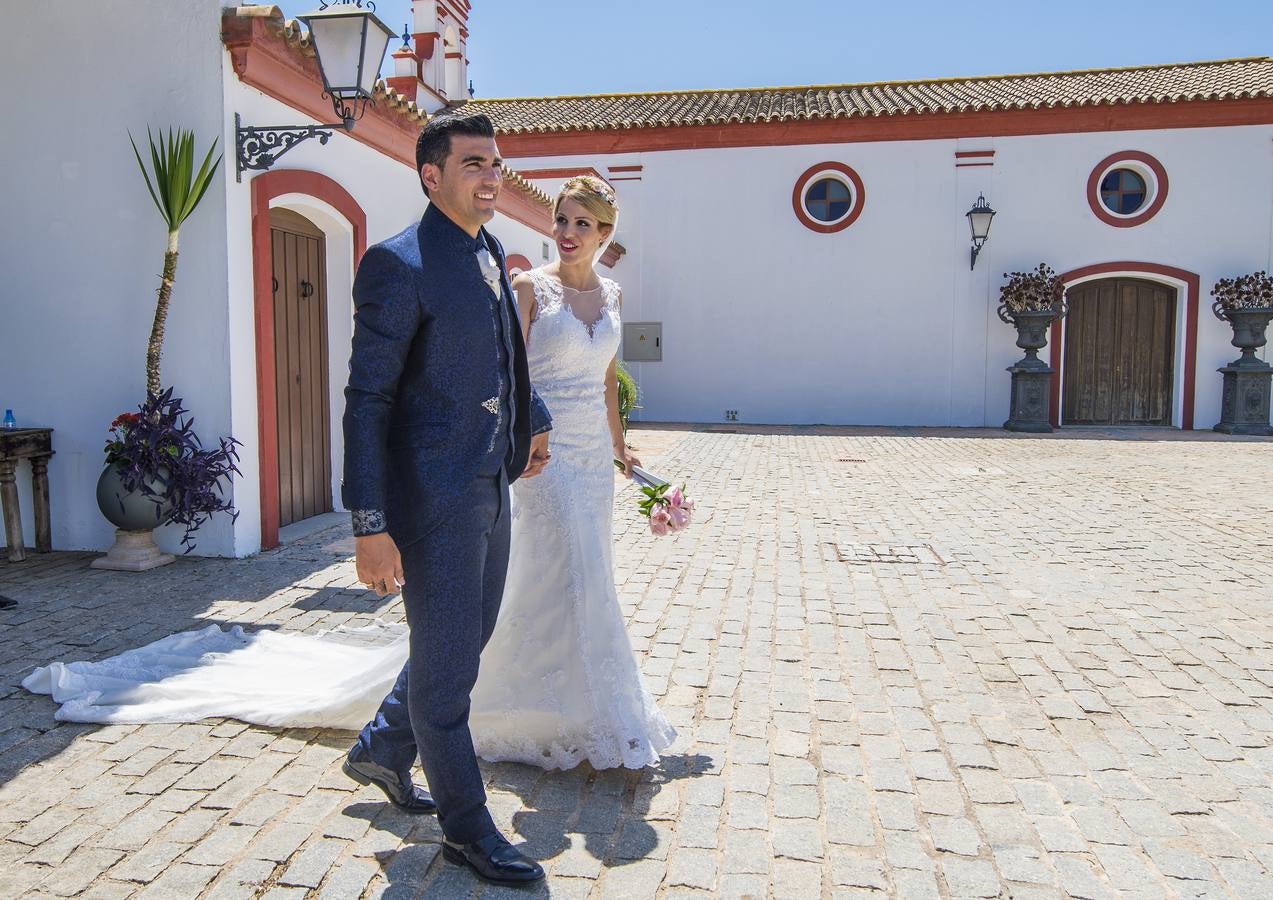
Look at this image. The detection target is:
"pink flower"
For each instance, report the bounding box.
[649,504,672,536]
[668,502,690,531]
[668,487,684,508]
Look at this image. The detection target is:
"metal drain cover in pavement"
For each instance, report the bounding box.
[826,543,947,566]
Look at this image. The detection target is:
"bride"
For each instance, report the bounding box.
[24,176,674,774]
[470,175,675,769]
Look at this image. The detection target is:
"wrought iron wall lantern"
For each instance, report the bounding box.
[235,0,394,181]
[966,194,996,270]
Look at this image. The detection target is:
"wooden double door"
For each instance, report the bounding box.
[270,209,332,527]
[1062,278,1176,426]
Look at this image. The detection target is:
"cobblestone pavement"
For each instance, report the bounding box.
[2,425,1272,899]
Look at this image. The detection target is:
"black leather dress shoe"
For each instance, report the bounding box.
[342,744,436,814]
[442,832,544,886]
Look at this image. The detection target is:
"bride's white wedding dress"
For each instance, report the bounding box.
[469,269,674,769]
[24,267,674,771]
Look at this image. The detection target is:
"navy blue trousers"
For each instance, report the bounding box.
[356,470,510,843]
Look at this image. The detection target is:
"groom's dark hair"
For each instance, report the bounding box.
[415,112,497,197]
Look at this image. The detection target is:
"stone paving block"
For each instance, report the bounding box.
[928,815,981,856]
[185,823,261,866]
[892,867,942,900]
[36,847,124,897]
[134,862,219,900]
[279,837,347,888]
[316,855,378,899]
[249,821,315,862]
[108,841,187,883]
[941,855,1002,898]
[993,844,1055,886]
[665,847,718,890]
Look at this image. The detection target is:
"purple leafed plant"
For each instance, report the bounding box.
[1211,271,1273,313]
[998,264,1066,318]
[105,388,241,552]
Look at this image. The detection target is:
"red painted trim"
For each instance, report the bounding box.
[446,51,463,60]
[250,170,367,550]
[610,176,642,181]
[954,150,995,158]
[223,13,421,169]
[224,15,537,235]
[1086,150,1169,227]
[1051,262,1200,429]
[438,0,470,24]
[497,180,554,237]
[516,167,606,181]
[792,162,866,234]
[955,162,994,168]
[607,165,644,173]
[492,97,1273,157]
[385,75,417,103]
[413,32,439,60]
[504,253,533,275]
[600,242,626,269]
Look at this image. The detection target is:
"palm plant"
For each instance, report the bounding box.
[130,128,222,397]
[616,361,640,433]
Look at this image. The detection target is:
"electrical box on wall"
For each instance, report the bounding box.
[623,322,662,362]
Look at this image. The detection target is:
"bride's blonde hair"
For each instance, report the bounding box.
[554,175,618,232]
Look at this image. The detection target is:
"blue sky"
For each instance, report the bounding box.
[275,0,1273,98]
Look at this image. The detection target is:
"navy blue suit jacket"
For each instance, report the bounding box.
[341,204,551,544]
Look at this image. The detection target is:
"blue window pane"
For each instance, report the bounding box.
[1099,168,1147,215]
[805,177,854,222]
[827,200,851,219]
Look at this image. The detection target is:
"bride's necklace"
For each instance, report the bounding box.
[554,264,601,293]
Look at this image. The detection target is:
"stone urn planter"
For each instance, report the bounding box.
[997,265,1068,433]
[91,464,175,571]
[1000,309,1062,432]
[1213,305,1273,435]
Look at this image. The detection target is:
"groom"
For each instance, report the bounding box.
[339,112,550,885]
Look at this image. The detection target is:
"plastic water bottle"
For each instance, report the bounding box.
[1,410,15,429]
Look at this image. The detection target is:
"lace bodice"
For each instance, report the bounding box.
[523,268,621,409]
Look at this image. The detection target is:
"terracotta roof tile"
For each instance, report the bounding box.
[467,57,1273,133]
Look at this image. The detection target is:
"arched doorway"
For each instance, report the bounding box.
[250,169,367,549]
[1062,277,1176,425]
[268,208,332,527]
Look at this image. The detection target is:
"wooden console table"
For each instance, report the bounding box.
[0,428,54,562]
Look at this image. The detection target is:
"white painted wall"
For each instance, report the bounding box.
[509,123,1273,429]
[0,0,236,557]
[0,0,558,558]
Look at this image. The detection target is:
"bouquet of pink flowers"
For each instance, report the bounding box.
[618,462,695,536]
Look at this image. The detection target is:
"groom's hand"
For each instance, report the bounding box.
[355,533,405,597]
[523,432,551,478]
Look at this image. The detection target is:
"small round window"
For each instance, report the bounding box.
[1087,151,1168,227]
[1100,168,1147,215]
[792,162,866,234]
[805,178,853,223]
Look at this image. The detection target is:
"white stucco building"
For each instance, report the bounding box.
[2,1,566,559]
[472,62,1273,432]
[3,1,1271,561]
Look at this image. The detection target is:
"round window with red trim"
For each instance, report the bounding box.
[1087,151,1168,227]
[793,163,866,233]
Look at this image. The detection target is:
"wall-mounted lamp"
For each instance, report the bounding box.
[966,193,996,270]
[235,0,394,181]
